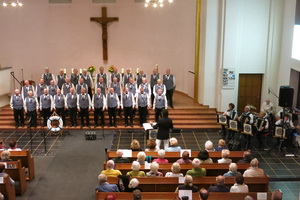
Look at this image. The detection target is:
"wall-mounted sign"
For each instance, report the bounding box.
[222,68,235,89]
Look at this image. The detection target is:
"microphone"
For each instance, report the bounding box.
[268,87,270,94]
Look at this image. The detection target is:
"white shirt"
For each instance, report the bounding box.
[243,167,265,177]
[217,158,232,164]
[261,102,273,114]
[230,183,249,193]
[165,172,183,177]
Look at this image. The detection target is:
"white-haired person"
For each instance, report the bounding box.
[126,161,145,177]
[95,174,119,192]
[243,158,265,177]
[165,162,183,177]
[175,175,199,193]
[146,162,163,177]
[137,152,147,164]
[230,175,249,193]
[223,163,242,177]
[165,137,181,152]
[112,149,130,163]
[152,149,169,164]
[128,178,143,192]
[0,150,12,162]
[100,160,122,178]
[186,158,206,177]
[217,149,232,164]
[204,140,214,152]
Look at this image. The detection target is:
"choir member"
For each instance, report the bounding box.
[153,79,166,96]
[42,67,56,86]
[10,89,25,128]
[77,88,91,128]
[65,87,78,127]
[110,77,122,117]
[95,77,107,96]
[80,68,93,98]
[53,89,66,126]
[138,77,151,95]
[24,91,39,127]
[57,69,66,89]
[121,87,135,127]
[76,78,88,94]
[150,68,161,104]
[70,68,80,87]
[163,69,176,109]
[35,78,47,102]
[136,87,150,127]
[153,89,168,122]
[92,88,106,128]
[123,68,133,86]
[21,80,35,100]
[95,66,108,86]
[110,67,121,85]
[106,88,120,127]
[39,88,54,126]
[47,80,58,97]
[136,69,146,87]
[61,77,74,96]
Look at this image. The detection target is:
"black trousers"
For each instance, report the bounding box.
[42,108,51,126]
[69,107,77,126]
[138,106,147,126]
[155,108,163,122]
[88,87,93,99]
[56,107,66,126]
[118,96,122,116]
[27,110,37,127]
[94,108,105,126]
[13,108,24,126]
[80,108,89,126]
[166,88,174,108]
[124,107,133,125]
[108,107,117,125]
[151,87,155,105]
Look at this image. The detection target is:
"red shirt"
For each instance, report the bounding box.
[153,158,169,164]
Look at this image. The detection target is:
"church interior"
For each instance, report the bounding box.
[0,0,300,199]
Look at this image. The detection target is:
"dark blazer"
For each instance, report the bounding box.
[155,117,173,140]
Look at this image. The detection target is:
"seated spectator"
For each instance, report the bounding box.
[100,160,122,178]
[165,162,183,177]
[0,139,4,150]
[208,175,229,192]
[205,140,214,152]
[112,149,130,163]
[198,150,213,163]
[215,139,228,151]
[152,149,169,164]
[131,139,142,151]
[117,175,130,192]
[218,149,232,164]
[165,137,181,152]
[1,150,12,162]
[223,163,242,177]
[133,189,142,200]
[146,162,163,177]
[145,139,159,152]
[186,158,206,177]
[238,150,252,164]
[126,161,146,177]
[230,175,249,193]
[95,174,119,192]
[199,188,209,200]
[0,163,15,185]
[128,178,143,192]
[271,190,283,200]
[243,158,265,177]
[176,151,192,164]
[8,139,21,151]
[175,175,199,193]
[137,152,147,164]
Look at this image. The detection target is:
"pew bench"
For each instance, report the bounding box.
[0,175,16,200]
[107,176,269,192]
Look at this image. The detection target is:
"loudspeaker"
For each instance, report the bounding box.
[279,86,294,107]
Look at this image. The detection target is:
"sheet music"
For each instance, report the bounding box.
[0,177,3,184]
[178,190,192,200]
[143,123,153,130]
[178,177,185,183]
[118,149,132,157]
[257,192,267,200]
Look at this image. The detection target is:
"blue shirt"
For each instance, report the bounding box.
[165,146,181,152]
[95,182,119,192]
[223,171,242,177]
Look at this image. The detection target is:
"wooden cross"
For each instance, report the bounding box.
[90,7,119,61]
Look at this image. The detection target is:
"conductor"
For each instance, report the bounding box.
[154,109,173,150]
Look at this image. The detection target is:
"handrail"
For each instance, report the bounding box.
[10,71,22,89]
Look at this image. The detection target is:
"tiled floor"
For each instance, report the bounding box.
[269,182,300,200]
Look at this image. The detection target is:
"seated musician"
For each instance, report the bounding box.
[0,150,12,162]
[254,111,269,149]
[215,139,228,151]
[230,175,249,193]
[222,103,238,139]
[186,158,206,177]
[223,163,241,177]
[238,106,254,150]
[197,150,213,164]
[176,151,192,164]
[100,160,122,178]
[175,175,199,193]
[243,158,265,177]
[275,114,295,147]
[136,152,147,164]
[126,161,145,177]
[165,162,183,177]
[145,139,159,152]
[112,150,130,163]
[146,162,163,177]
[165,137,181,152]
[95,174,119,192]
[217,149,232,164]
[152,149,169,164]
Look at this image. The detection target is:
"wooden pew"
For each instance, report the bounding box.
[105,163,251,176]
[106,176,269,192]
[96,192,272,200]
[2,160,27,195]
[0,175,16,200]
[106,150,245,163]
[0,150,35,181]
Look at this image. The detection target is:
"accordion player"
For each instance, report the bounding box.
[254,112,269,148]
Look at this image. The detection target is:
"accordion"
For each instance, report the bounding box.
[255,118,265,130]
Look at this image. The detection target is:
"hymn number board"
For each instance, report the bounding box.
[222,68,235,89]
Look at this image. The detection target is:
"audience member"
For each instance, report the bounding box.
[1,150,12,162]
[152,150,169,164]
[243,158,265,177]
[146,162,163,177]
[8,139,21,151]
[223,163,242,177]
[165,137,181,152]
[95,174,119,192]
[176,151,192,164]
[217,149,232,164]
[230,175,249,193]
[117,175,130,192]
[112,149,130,163]
[198,150,213,163]
[199,188,209,200]
[0,163,14,185]
[238,150,252,164]
[208,176,229,192]
[186,158,206,177]
[126,161,146,177]
[128,178,143,192]
[133,189,142,200]
[145,139,159,152]
[176,175,199,193]
[271,190,282,200]
[137,152,147,164]
[131,139,142,151]
[215,139,228,151]
[204,140,214,151]
[165,162,183,177]
[0,139,4,150]
[101,160,122,178]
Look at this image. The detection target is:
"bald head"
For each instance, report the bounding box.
[15,89,20,95]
